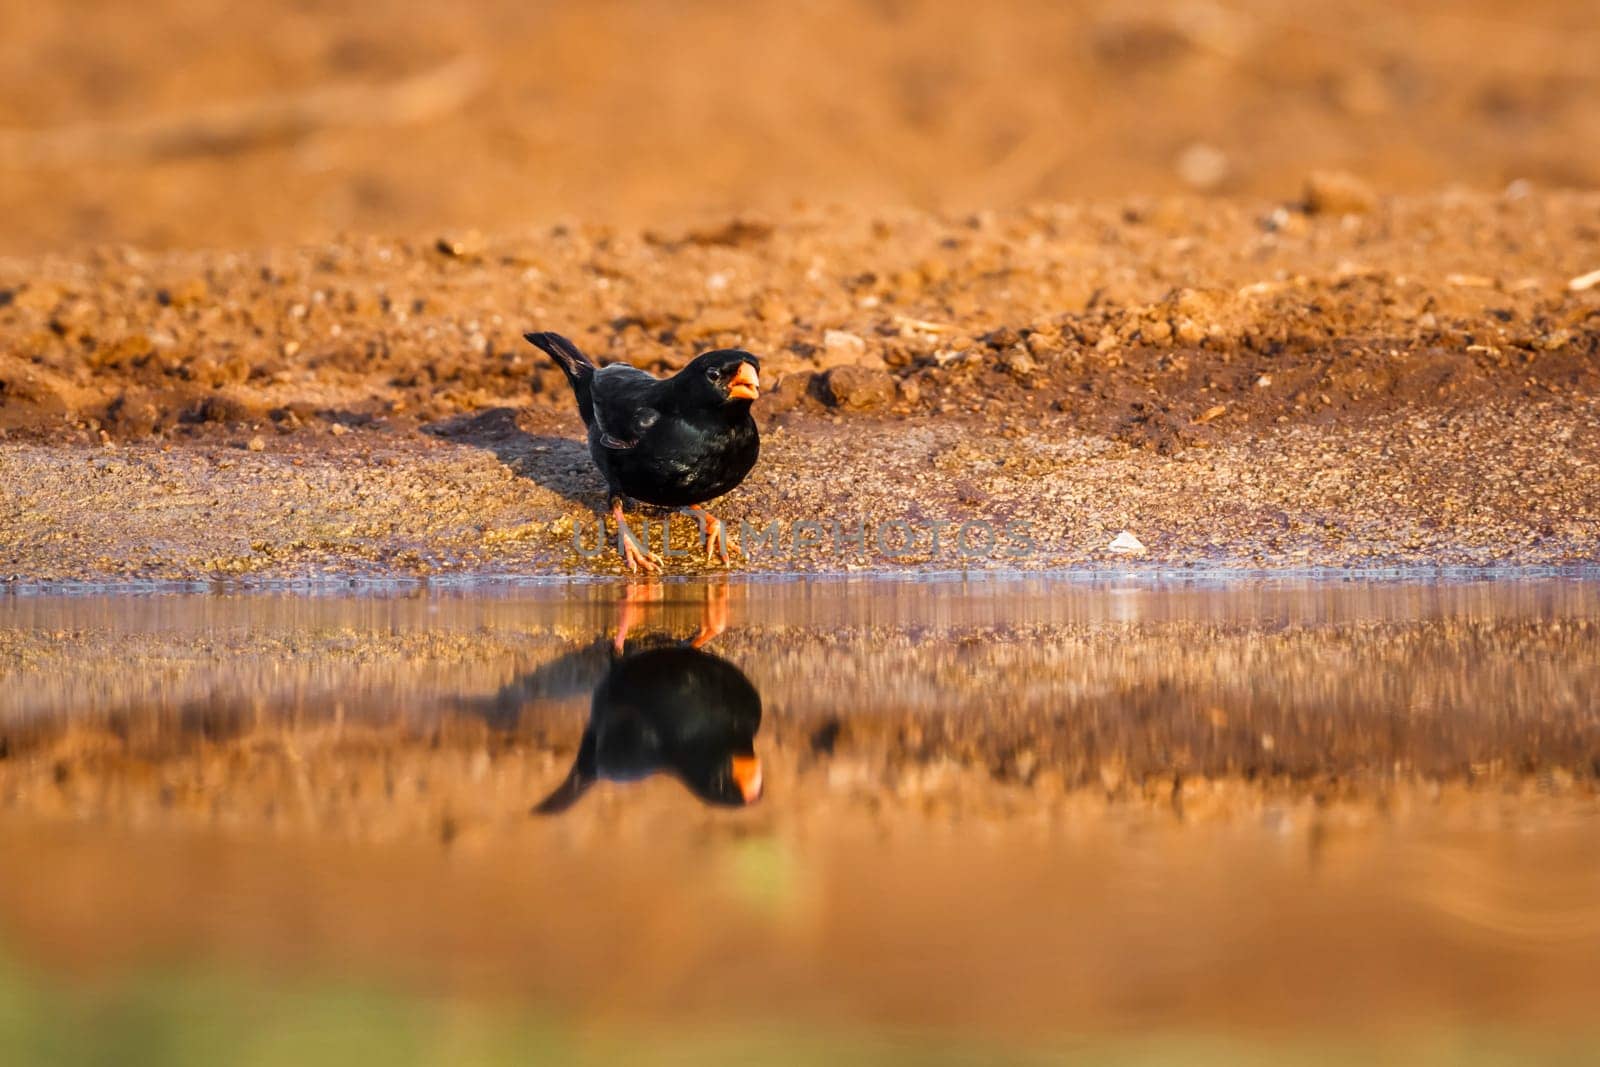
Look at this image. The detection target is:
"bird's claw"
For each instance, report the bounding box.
[684,508,735,566]
[611,501,662,575]
[704,516,730,566]
[617,525,662,574]
[620,539,663,574]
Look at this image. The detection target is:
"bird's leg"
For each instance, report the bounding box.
[614,580,665,653]
[611,496,662,574]
[689,580,730,649]
[679,505,734,565]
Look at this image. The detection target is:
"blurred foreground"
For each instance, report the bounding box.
[3,579,1599,1060]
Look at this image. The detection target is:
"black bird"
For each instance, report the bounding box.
[525,331,761,572]
[533,644,764,813]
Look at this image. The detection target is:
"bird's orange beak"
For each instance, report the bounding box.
[731,754,763,803]
[728,362,760,401]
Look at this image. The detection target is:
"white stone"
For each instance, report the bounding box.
[1108,530,1147,555]
[1568,268,1600,292]
[823,329,866,360]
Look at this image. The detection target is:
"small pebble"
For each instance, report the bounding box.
[823,365,895,410]
[1304,170,1377,215]
[1176,142,1230,191]
[824,329,867,362]
[1108,531,1147,555]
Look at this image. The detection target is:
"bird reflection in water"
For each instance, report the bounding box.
[530,582,763,813]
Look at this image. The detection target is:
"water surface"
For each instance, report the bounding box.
[2,577,1599,1055]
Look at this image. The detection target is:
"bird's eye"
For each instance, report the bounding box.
[706,365,724,382]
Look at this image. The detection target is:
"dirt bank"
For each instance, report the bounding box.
[2,192,1597,581]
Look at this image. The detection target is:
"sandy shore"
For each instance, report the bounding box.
[2,192,1598,582]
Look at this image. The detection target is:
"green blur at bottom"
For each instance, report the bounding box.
[1,953,1597,1067]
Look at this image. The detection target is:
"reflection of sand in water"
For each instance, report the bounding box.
[2,580,1599,833]
[1396,839,1600,946]
[2,579,1598,1034]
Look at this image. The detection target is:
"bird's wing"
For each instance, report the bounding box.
[450,639,613,729]
[590,364,663,451]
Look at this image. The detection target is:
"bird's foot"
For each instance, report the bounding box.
[618,529,663,574]
[682,506,734,565]
[612,502,662,574]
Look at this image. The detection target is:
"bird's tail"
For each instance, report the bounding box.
[531,730,598,816]
[531,765,595,815]
[524,331,596,427]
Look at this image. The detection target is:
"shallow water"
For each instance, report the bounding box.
[2,577,1600,1056]
[5,576,1599,789]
